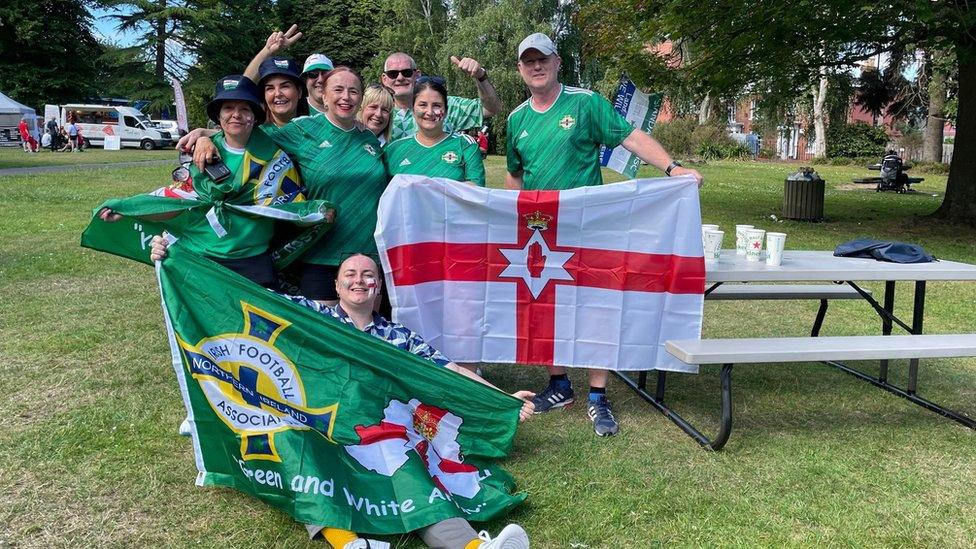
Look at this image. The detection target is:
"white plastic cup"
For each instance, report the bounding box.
[735,224,754,255]
[703,230,724,261]
[701,224,719,250]
[766,232,787,266]
[745,228,766,262]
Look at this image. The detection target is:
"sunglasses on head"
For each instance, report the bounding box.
[416,75,446,86]
[384,68,415,79]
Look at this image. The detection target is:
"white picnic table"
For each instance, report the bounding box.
[616,249,976,450]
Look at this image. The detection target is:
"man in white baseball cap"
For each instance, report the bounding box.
[302,53,335,115]
[505,31,703,438]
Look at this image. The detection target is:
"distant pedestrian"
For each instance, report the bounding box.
[41,129,52,149]
[18,118,32,153]
[46,117,59,152]
[66,119,78,152]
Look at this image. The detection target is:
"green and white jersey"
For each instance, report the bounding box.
[271,114,388,266]
[506,85,634,190]
[385,132,486,187]
[179,132,275,259]
[391,95,483,141]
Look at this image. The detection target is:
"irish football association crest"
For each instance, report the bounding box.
[177,302,338,462]
[441,151,459,164]
[559,115,576,130]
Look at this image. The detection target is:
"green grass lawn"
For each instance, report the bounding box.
[2,158,974,547]
[0,147,174,169]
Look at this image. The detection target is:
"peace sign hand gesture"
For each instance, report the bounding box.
[264,24,303,55]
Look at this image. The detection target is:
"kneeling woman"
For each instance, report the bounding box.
[384,77,485,187]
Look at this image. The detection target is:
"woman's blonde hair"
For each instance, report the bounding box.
[359,84,395,143]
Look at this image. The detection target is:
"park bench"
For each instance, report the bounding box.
[705,283,870,337]
[635,334,976,451]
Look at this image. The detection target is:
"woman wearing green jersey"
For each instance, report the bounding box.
[186,67,388,304]
[385,77,486,187]
[102,75,309,287]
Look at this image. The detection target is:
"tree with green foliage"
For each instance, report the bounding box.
[435,0,577,150]
[0,0,101,106]
[277,0,391,73]
[580,0,976,224]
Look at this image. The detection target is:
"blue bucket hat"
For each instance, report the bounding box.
[258,56,304,92]
[206,75,265,125]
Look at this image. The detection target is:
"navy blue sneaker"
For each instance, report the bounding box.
[587,395,619,436]
[531,382,574,413]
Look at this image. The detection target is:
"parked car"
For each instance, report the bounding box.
[151,119,186,137]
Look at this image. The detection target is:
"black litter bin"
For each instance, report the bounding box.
[783,167,824,221]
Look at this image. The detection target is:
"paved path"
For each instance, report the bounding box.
[0,160,171,177]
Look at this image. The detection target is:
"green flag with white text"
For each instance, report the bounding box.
[155,244,526,534]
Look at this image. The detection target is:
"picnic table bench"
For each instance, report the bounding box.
[706,283,870,336]
[663,334,976,450]
[617,251,976,451]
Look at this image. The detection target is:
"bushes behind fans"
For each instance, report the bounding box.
[652,117,750,160]
[826,122,888,158]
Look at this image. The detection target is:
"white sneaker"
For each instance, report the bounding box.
[342,538,390,549]
[478,524,529,549]
[178,418,192,436]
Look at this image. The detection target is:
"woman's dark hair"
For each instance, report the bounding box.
[412,76,448,109]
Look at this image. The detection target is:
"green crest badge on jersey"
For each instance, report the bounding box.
[441,151,459,164]
[559,115,576,130]
[364,144,378,156]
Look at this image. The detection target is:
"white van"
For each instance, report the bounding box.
[57,104,174,150]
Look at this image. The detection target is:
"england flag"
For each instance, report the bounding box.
[374,175,705,373]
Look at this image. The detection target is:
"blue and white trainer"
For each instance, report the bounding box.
[531,382,574,413]
[587,395,619,436]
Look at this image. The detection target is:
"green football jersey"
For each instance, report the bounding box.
[506,85,634,190]
[178,132,275,259]
[385,132,486,187]
[391,95,483,141]
[270,114,388,265]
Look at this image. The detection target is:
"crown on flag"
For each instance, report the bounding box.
[413,407,440,441]
[524,210,553,231]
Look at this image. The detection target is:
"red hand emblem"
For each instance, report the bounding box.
[527,241,546,278]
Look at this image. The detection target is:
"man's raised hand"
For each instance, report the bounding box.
[450,55,486,81]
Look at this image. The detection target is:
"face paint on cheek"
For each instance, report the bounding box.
[339,279,353,290]
[364,276,377,298]
[431,107,443,121]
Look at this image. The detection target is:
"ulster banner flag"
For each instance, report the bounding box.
[375,175,705,373]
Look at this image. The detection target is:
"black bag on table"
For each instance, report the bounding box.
[833,238,936,263]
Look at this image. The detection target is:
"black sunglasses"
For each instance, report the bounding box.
[304,70,327,79]
[384,68,415,79]
[416,75,446,86]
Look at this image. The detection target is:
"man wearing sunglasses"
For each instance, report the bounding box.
[382,52,502,141]
[302,53,335,116]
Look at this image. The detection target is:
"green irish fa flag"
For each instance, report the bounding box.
[148,244,526,534]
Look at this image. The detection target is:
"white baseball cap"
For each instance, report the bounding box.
[517,33,557,60]
[302,53,334,76]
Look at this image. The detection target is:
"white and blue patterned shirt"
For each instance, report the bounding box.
[285,294,451,368]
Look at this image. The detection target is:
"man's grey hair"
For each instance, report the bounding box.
[383,52,417,72]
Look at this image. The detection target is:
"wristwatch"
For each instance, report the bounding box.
[477,68,489,82]
[665,160,683,176]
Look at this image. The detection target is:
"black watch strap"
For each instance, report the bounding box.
[477,68,489,82]
[665,160,683,176]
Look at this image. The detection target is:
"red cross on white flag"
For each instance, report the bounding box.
[375,175,705,373]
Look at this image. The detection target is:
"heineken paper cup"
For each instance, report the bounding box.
[735,224,754,255]
[766,232,787,266]
[701,224,719,250]
[703,230,724,262]
[745,228,765,262]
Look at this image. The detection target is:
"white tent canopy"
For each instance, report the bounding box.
[0,91,38,133]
